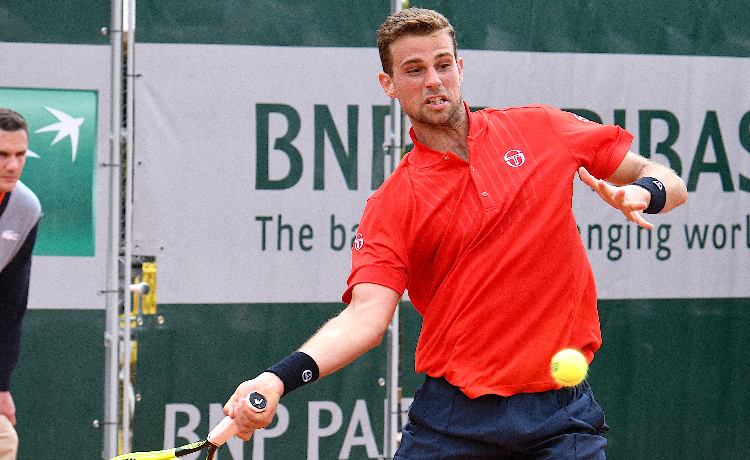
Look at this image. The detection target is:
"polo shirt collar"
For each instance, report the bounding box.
[406,102,486,166]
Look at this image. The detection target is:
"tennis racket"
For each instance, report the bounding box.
[110,391,268,460]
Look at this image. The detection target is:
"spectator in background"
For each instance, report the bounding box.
[0,108,41,460]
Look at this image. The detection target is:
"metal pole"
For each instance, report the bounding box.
[103,0,124,457]
[384,3,404,458]
[121,0,136,452]
[384,304,400,459]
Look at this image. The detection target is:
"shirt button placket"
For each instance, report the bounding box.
[471,164,491,201]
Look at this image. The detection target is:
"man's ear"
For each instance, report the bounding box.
[378,72,397,98]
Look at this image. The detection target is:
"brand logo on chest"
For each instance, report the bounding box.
[2,230,19,241]
[504,149,525,167]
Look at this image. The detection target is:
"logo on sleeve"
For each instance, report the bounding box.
[354,233,364,250]
[504,150,525,167]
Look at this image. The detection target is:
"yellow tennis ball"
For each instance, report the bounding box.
[551,349,588,386]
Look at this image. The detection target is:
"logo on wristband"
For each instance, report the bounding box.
[302,369,314,382]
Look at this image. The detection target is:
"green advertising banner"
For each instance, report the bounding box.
[12,309,105,460]
[8,297,750,460]
[0,87,98,256]
[127,299,750,460]
[132,303,403,460]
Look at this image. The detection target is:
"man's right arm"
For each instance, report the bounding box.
[224,283,401,441]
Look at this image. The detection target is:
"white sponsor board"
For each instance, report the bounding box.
[133,44,750,302]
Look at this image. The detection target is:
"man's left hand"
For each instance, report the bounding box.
[578,167,654,229]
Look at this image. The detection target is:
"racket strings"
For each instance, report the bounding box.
[110,439,210,460]
[111,449,178,460]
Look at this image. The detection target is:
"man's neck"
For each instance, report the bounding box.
[411,113,471,161]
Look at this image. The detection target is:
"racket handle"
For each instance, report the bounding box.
[206,416,237,446]
[206,391,268,446]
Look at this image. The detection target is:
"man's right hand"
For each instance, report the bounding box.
[223,372,284,441]
[0,391,16,425]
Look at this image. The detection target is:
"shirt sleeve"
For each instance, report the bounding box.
[342,194,408,304]
[0,222,38,391]
[542,105,634,179]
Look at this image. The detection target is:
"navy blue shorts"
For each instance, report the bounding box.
[395,376,609,460]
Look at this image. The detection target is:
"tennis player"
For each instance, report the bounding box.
[0,108,41,460]
[225,8,687,459]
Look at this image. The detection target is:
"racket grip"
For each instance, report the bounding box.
[206,392,268,446]
[207,416,237,446]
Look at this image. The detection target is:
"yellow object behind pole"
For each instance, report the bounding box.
[141,262,157,315]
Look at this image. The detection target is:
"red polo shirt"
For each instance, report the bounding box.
[344,103,632,397]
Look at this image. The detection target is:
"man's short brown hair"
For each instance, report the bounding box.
[377,8,457,76]
[0,108,29,136]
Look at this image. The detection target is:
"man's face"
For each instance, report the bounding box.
[0,129,29,193]
[379,29,464,129]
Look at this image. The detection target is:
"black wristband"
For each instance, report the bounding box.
[630,177,666,214]
[265,351,320,396]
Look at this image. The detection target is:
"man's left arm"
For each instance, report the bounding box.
[578,152,688,229]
